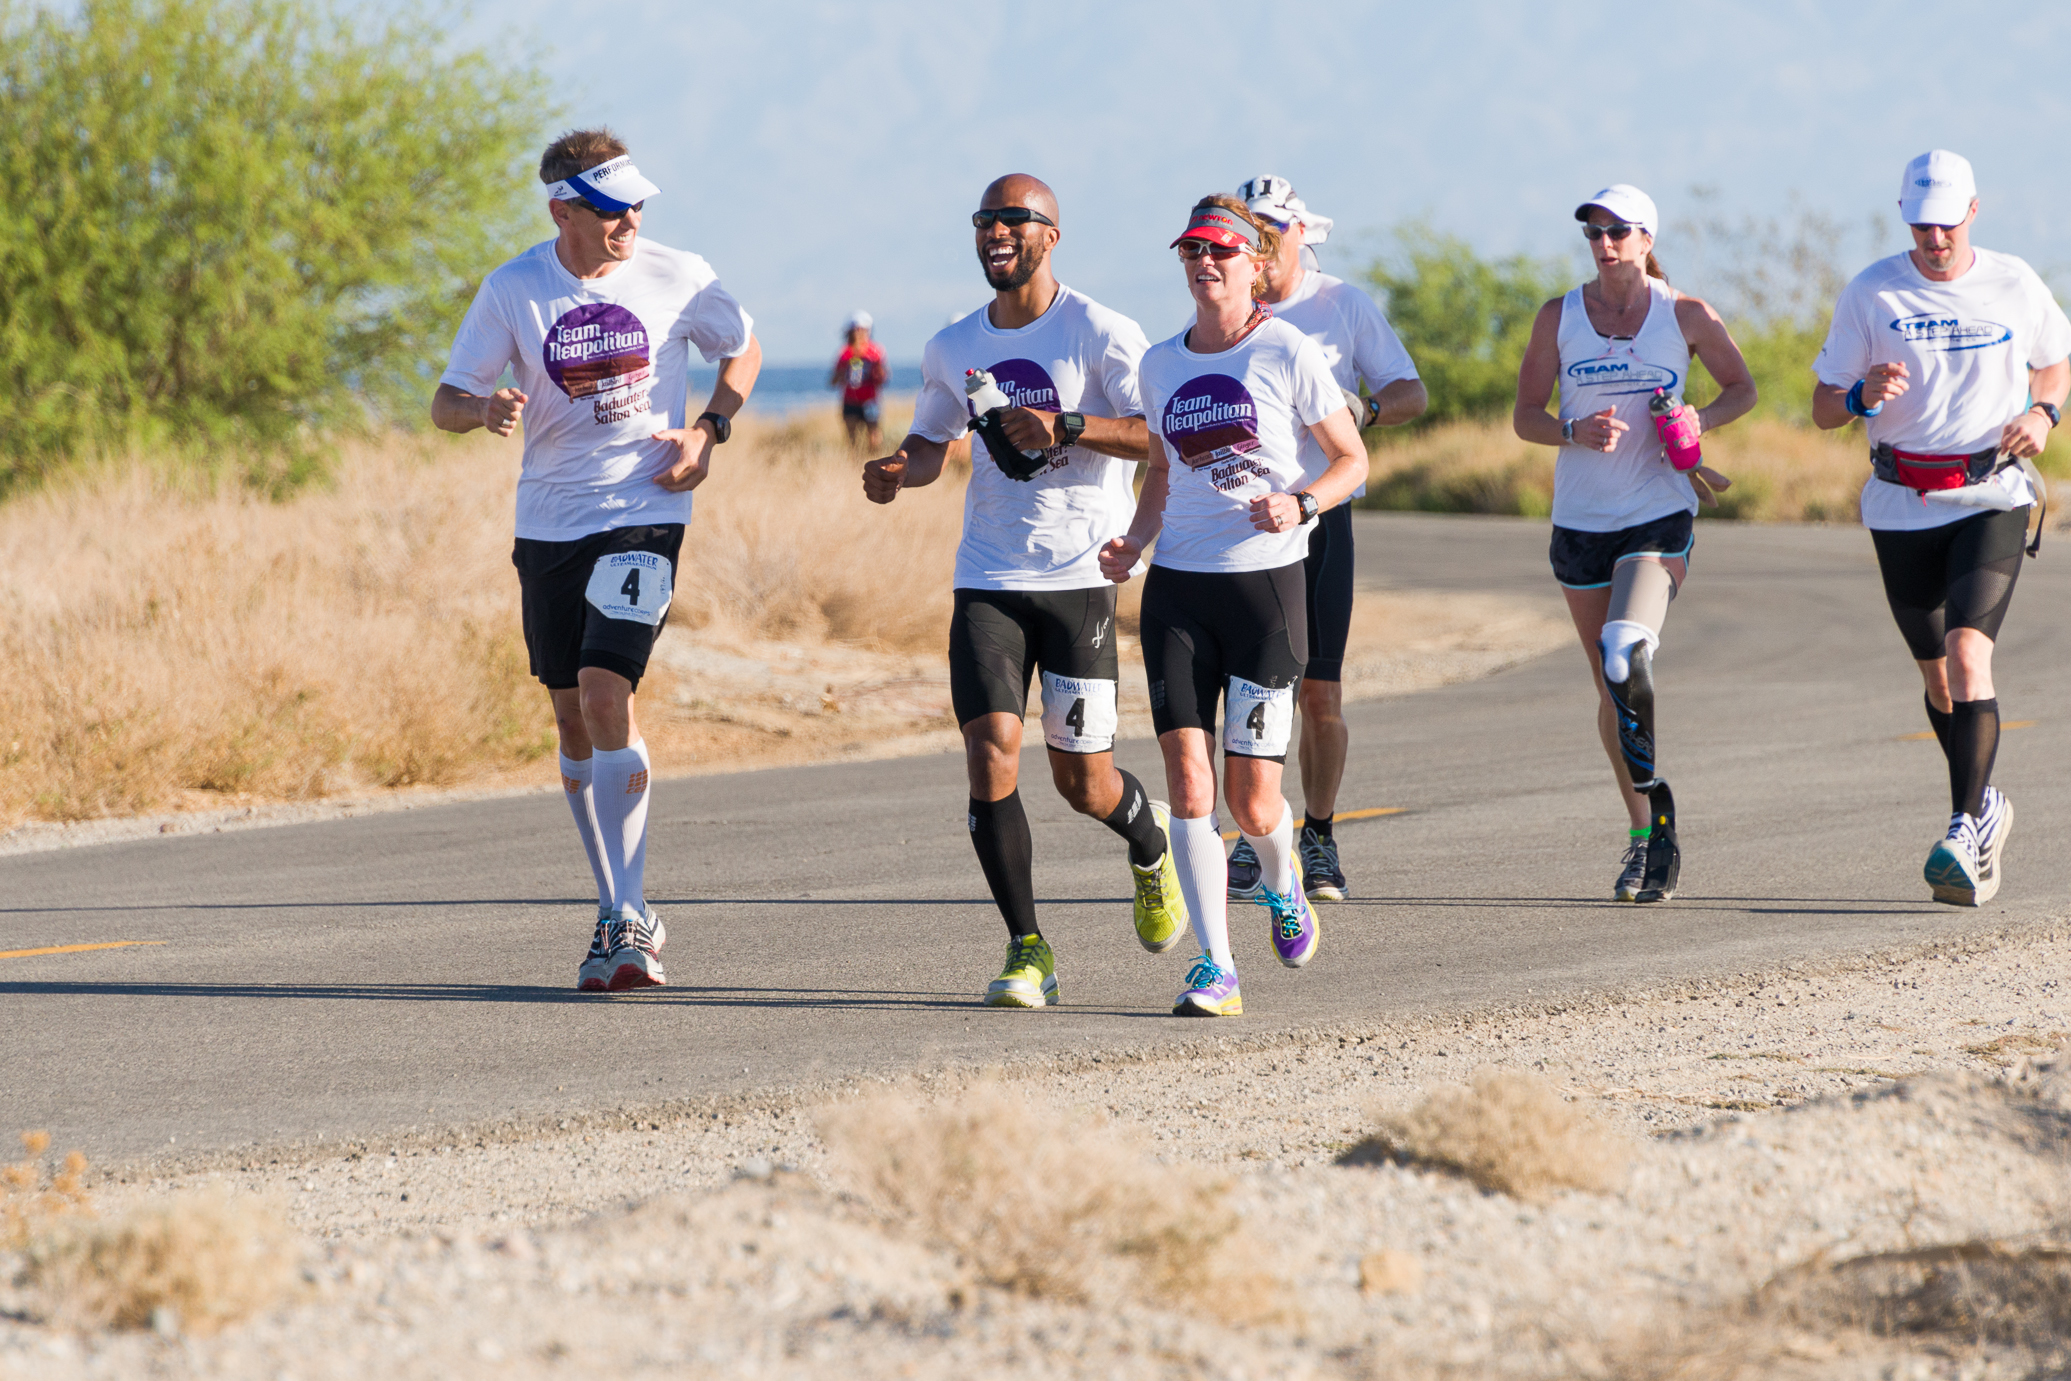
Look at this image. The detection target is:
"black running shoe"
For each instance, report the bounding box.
[1635,781,1680,904]
[1298,827,1347,902]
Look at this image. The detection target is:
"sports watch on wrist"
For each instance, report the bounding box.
[1295,491,1321,523]
[696,411,732,444]
[1057,411,1087,446]
[1561,417,1576,443]
[2032,401,2061,429]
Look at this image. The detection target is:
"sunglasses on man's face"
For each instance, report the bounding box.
[572,199,642,220]
[1177,241,1247,261]
[1582,223,1638,242]
[972,207,1056,230]
[1909,221,1962,235]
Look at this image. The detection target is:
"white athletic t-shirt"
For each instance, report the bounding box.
[1138,315,1344,574]
[1268,270,1419,501]
[1815,248,2071,532]
[911,287,1150,591]
[1552,276,1700,532]
[440,238,755,541]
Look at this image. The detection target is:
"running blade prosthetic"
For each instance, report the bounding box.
[1635,780,1680,904]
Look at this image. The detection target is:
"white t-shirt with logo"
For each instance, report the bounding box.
[1815,248,2071,532]
[1553,276,1699,532]
[440,238,755,541]
[911,287,1150,591]
[1138,316,1344,574]
[1268,270,1419,501]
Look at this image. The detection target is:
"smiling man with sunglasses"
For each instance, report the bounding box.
[863,174,1183,1010]
[432,127,762,991]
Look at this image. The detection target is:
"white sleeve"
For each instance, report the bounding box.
[1348,294,1419,389]
[1093,314,1151,419]
[438,281,520,394]
[2024,268,2071,367]
[1290,336,1344,426]
[682,280,755,362]
[909,333,970,443]
[1813,280,1872,388]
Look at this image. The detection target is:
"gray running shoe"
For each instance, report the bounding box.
[604,907,668,990]
[577,910,613,991]
[1226,837,1263,901]
[1298,827,1347,902]
[1613,838,1648,903]
[1975,786,2012,901]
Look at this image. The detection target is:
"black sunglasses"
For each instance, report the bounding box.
[972,207,1056,229]
[1582,223,1638,242]
[571,198,643,219]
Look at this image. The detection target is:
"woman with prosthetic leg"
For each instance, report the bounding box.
[1513,185,1754,902]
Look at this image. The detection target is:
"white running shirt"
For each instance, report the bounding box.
[1138,315,1344,574]
[1552,275,1699,533]
[1815,248,2071,532]
[440,238,755,541]
[911,287,1150,592]
[1267,270,1418,501]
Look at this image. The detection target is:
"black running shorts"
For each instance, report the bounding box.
[1869,506,2029,661]
[1549,510,1695,589]
[1140,562,1308,762]
[948,586,1121,753]
[1303,503,1355,683]
[512,524,685,691]
[842,400,881,425]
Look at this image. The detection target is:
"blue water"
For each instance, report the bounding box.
[689,361,920,415]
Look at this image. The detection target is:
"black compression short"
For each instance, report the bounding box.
[948,586,1120,752]
[1302,503,1354,682]
[512,524,685,691]
[1140,562,1307,761]
[1870,506,2029,661]
[1549,510,1695,589]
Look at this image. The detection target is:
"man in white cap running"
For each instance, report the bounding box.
[432,127,762,988]
[1225,175,1426,904]
[1813,149,2070,906]
[830,310,889,450]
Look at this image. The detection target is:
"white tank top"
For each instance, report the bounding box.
[1552,275,1699,532]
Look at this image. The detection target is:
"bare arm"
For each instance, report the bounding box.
[1251,405,1368,532]
[862,433,953,504]
[1097,435,1171,580]
[998,410,1150,461]
[2001,358,2070,458]
[649,335,764,494]
[1675,296,1757,434]
[1513,298,1627,452]
[431,381,526,437]
[1368,377,1427,427]
[1813,360,1912,431]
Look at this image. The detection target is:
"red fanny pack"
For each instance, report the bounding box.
[1870,445,2000,493]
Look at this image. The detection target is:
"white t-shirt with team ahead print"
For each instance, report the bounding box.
[911,287,1151,592]
[1815,248,2071,532]
[1137,316,1345,574]
[440,238,755,541]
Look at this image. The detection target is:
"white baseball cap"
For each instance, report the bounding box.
[545,155,660,214]
[1237,175,1333,245]
[1898,150,1977,226]
[1574,185,1658,237]
[845,310,873,331]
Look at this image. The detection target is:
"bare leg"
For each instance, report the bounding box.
[1295,678,1347,820]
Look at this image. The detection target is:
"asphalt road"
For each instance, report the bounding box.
[6,512,2068,1162]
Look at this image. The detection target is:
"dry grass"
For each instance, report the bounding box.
[1352,1065,1631,1201]
[25,1189,295,1336]
[2,1131,92,1249]
[817,1079,1285,1322]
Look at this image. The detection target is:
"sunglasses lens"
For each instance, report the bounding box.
[974,208,1036,228]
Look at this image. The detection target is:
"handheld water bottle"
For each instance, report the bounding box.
[965,368,1048,481]
[1648,389,1702,472]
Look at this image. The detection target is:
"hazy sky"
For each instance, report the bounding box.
[447,0,2071,364]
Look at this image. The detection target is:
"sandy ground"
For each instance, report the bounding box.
[0,586,1570,856]
[5,920,2070,1378]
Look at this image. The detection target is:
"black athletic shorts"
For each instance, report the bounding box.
[512,524,684,691]
[1549,509,1695,589]
[842,400,882,425]
[1870,506,2029,661]
[1303,503,1355,682]
[949,586,1120,753]
[1140,562,1308,762]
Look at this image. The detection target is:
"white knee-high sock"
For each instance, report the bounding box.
[1242,802,1295,896]
[1171,814,1233,970]
[559,753,611,909]
[589,741,652,919]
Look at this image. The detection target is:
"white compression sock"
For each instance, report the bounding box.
[559,753,611,910]
[589,740,652,919]
[1241,801,1295,896]
[1171,814,1234,970]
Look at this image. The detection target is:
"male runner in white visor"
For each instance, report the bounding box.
[1813,149,2070,906]
[433,128,762,989]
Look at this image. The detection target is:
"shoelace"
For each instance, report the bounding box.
[1005,936,1046,972]
[1133,865,1166,907]
[1620,839,1647,871]
[1184,957,1228,990]
[1260,888,1306,941]
[1299,837,1334,872]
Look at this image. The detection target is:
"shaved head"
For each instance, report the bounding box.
[980,173,1058,224]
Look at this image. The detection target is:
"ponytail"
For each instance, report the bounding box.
[1644,251,1667,282]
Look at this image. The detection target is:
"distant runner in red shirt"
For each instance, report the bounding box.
[831,310,889,450]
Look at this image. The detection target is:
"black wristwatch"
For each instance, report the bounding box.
[1295,491,1321,523]
[1057,411,1087,446]
[696,411,732,444]
[2032,401,2061,429]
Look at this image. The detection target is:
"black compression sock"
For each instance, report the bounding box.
[1947,698,2000,819]
[968,792,1039,938]
[1924,693,1953,758]
[1101,770,1166,868]
[1305,811,1334,840]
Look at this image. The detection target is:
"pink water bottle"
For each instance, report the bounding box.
[1648,389,1701,472]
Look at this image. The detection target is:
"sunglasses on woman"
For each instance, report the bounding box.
[1176,241,1246,261]
[971,208,1057,229]
[1582,223,1638,242]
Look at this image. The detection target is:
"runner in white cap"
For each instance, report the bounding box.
[1513,184,1754,903]
[1100,194,1367,1017]
[830,309,888,450]
[1812,150,2070,906]
[1222,175,1427,905]
[432,127,762,990]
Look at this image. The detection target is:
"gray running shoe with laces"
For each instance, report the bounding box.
[1226,837,1263,901]
[1613,837,1648,903]
[1298,826,1346,902]
[604,906,668,990]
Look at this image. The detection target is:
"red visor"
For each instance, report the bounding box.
[1169,207,1260,251]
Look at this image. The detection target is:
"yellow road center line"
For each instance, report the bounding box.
[1900,720,2034,741]
[1221,807,1404,842]
[0,940,166,961]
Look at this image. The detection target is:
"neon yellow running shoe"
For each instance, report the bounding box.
[985,933,1060,1008]
[1130,801,1189,953]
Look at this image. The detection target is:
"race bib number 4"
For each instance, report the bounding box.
[1222,675,1294,758]
[1039,671,1119,754]
[585,550,674,626]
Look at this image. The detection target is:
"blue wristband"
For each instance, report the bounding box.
[1846,379,1882,418]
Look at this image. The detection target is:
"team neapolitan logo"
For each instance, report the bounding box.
[1890,313,2013,352]
[1161,374,1262,489]
[544,303,654,424]
[972,358,1070,468]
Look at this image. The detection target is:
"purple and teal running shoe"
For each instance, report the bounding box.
[1172,955,1242,1017]
[1257,857,1318,968]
